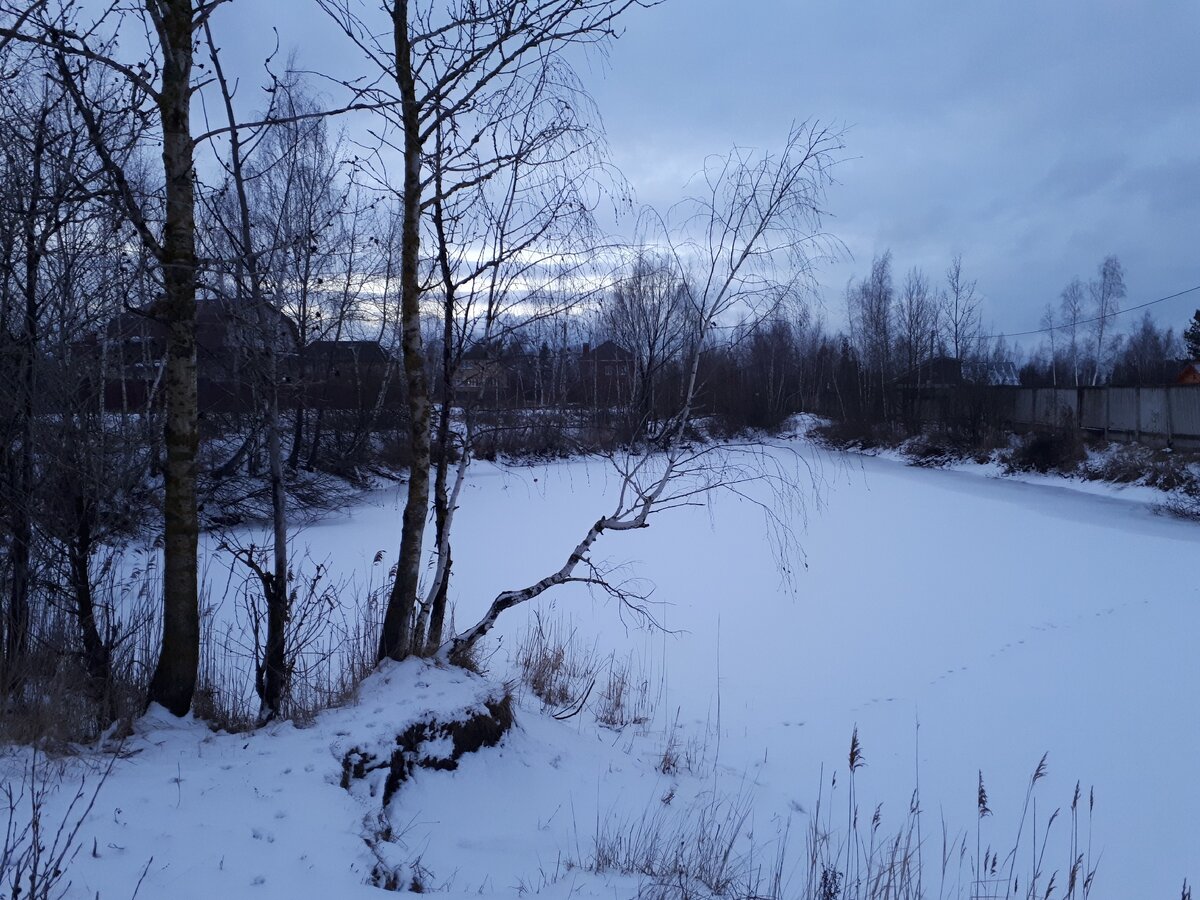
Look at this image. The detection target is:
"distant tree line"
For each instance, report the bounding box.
[1022,255,1186,388]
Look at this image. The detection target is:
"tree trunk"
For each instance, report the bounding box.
[5,193,38,697]
[288,403,305,470]
[146,0,199,716]
[68,504,112,724]
[379,0,431,662]
[424,190,458,654]
[206,16,293,720]
[260,378,290,720]
[4,110,46,696]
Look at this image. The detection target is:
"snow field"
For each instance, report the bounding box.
[4,438,1196,897]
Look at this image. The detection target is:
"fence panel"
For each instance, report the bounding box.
[842,384,1200,446]
[1080,388,1105,431]
[1107,388,1139,432]
[1170,388,1200,438]
[1140,388,1169,437]
[1030,389,1076,427]
[1013,389,1034,424]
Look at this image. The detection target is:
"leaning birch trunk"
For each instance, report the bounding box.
[446,122,844,661]
[447,446,680,660]
[448,327,705,661]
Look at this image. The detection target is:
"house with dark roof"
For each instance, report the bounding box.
[303,340,392,381]
[94,299,299,411]
[577,340,635,408]
[300,339,399,411]
[893,355,963,390]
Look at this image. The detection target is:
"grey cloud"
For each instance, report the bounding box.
[191,0,1200,343]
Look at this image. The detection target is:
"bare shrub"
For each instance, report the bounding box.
[1083,444,1200,494]
[901,428,1003,469]
[1,750,115,900]
[472,411,580,461]
[514,613,599,710]
[1159,491,1200,521]
[195,548,390,730]
[587,792,769,900]
[811,420,901,453]
[594,655,656,730]
[903,437,959,468]
[0,549,159,745]
[579,732,1099,900]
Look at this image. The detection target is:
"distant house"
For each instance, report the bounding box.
[454,357,510,403]
[106,298,299,381]
[578,340,635,407]
[893,355,963,390]
[95,298,299,411]
[301,339,398,411]
[894,355,1020,389]
[1176,361,1200,385]
[965,359,1021,386]
[303,340,391,381]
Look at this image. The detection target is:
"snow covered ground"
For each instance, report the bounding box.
[4,438,1196,898]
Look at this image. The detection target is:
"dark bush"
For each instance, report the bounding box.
[1083,444,1200,493]
[903,438,958,468]
[810,419,899,451]
[1002,430,1086,475]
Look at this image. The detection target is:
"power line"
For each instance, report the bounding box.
[984,283,1200,342]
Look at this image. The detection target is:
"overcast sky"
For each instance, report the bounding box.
[215,0,1199,347]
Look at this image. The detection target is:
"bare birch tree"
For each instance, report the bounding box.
[316,0,662,662]
[603,251,694,433]
[940,253,980,361]
[1040,302,1059,387]
[895,266,937,377]
[197,24,303,722]
[1088,254,1125,386]
[452,121,843,658]
[419,145,606,653]
[1059,277,1086,386]
[846,251,894,417]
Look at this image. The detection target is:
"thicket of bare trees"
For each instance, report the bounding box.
[824,248,1187,435]
[1018,255,1177,388]
[0,0,398,728]
[839,250,999,424]
[2,0,840,732]
[0,38,166,729]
